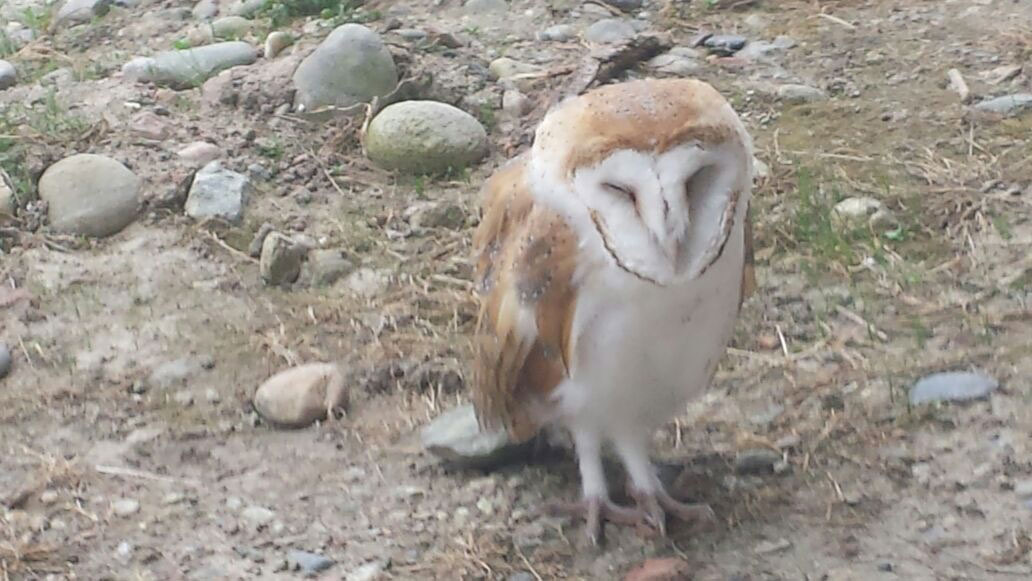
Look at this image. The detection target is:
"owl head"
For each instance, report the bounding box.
[528,79,754,286]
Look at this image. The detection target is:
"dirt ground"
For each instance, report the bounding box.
[2,0,1032,579]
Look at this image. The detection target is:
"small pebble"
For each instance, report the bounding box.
[704,34,747,56]
[40,490,59,504]
[754,538,792,554]
[0,343,11,378]
[287,549,335,575]
[112,498,141,517]
[909,371,999,405]
[241,505,276,526]
[735,448,781,475]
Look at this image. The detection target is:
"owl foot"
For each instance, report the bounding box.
[545,496,644,547]
[629,485,717,537]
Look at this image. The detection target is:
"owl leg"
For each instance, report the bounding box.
[546,426,643,546]
[613,432,716,537]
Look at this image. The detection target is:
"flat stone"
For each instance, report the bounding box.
[287,549,335,575]
[241,505,275,526]
[971,93,1032,116]
[38,153,141,237]
[464,0,507,14]
[211,16,252,39]
[55,0,112,27]
[624,558,693,581]
[584,18,636,44]
[909,371,999,405]
[646,47,701,76]
[704,34,747,56]
[420,403,532,469]
[177,141,222,166]
[192,0,217,19]
[538,24,575,42]
[122,42,258,89]
[777,84,828,103]
[307,249,355,286]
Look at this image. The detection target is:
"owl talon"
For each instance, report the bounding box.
[627,484,717,536]
[545,496,645,546]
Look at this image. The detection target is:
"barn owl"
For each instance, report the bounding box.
[470,78,756,545]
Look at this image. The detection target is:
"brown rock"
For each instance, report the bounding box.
[624,558,693,581]
[253,362,348,429]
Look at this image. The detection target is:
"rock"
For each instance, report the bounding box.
[0,60,15,89]
[832,196,895,228]
[776,84,828,103]
[185,25,215,48]
[111,498,140,517]
[247,222,274,257]
[259,232,305,286]
[39,490,59,504]
[971,93,1032,117]
[501,88,531,117]
[584,18,636,44]
[464,0,507,14]
[421,403,532,469]
[192,0,217,19]
[122,42,258,89]
[264,31,292,59]
[287,550,335,575]
[227,0,264,16]
[734,448,781,475]
[737,36,795,61]
[538,24,575,42]
[173,390,195,406]
[755,538,792,554]
[396,28,427,42]
[177,141,222,166]
[185,160,251,223]
[704,34,747,56]
[646,47,701,76]
[38,154,141,238]
[624,557,693,581]
[55,0,112,27]
[345,560,387,581]
[488,57,543,82]
[364,100,488,174]
[1014,480,1032,498]
[0,343,11,379]
[130,111,169,140]
[252,362,347,429]
[909,371,999,406]
[344,268,390,297]
[211,16,252,39]
[0,169,14,215]
[601,0,642,13]
[307,249,355,286]
[508,573,535,581]
[241,505,275,526]
[985,65,1022,85]
[407,201,467,231]
[292,24,398,112]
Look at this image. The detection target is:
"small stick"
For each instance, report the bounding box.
[775,324,790,358]
[816,13,856,30]
[947,68,971,103]
[95,464,202,487]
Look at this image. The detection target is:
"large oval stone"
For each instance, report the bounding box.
[292,23,398,112]
[364,100,488,174]
[38,154,141,237]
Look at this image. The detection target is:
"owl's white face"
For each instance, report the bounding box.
[569,142,750,285]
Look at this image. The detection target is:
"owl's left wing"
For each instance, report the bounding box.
[470,155,580,443]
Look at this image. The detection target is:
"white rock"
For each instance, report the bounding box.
[192,0,217,19]
[832,196,895,227]
[211,16,252,39]
[501,88,531,117]
[111,498,140,517]
[38,153,141,237]
[240,505,275,525]
[185,160,250,223]
[0,169,15,215]
[252,362,347,429]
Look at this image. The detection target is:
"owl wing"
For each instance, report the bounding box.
[740,200,757,309]
[470,155,580,443]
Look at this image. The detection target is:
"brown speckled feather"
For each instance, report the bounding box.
[471,154,580,443]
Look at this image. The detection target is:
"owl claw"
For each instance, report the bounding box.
[545,496,644,546]
[628,485,717,536]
